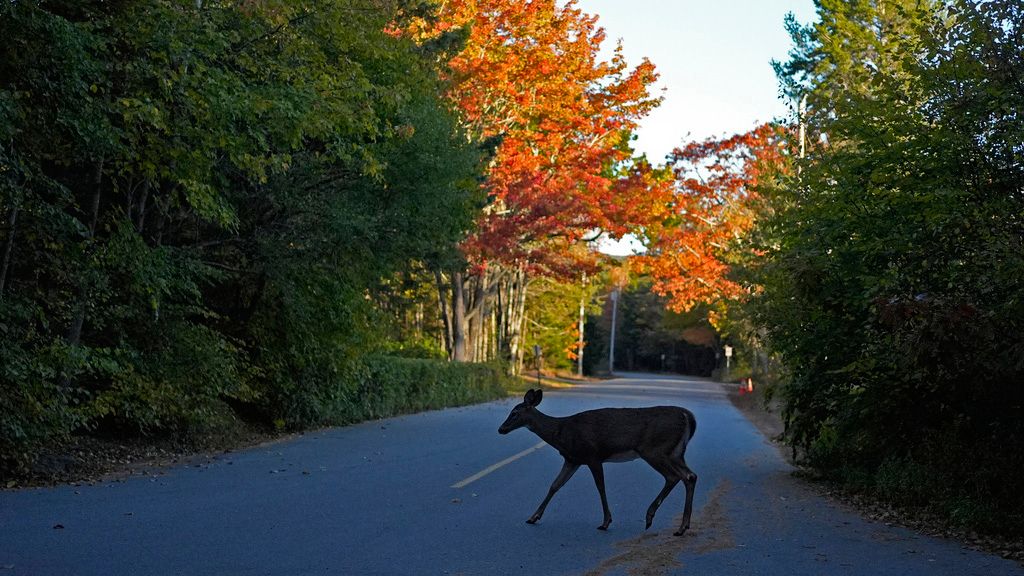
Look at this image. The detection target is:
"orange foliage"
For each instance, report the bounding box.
[414,0,663,275]
[642,124,789,312]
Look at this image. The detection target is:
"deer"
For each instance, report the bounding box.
[497,388,698,536]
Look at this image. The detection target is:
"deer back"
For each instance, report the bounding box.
[555,406,694,464]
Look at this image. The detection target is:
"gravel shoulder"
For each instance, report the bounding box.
[725,380,1024,566]
[2,423,289,489]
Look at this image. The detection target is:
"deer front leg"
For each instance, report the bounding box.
[645,477,679,530]
[527,461,579,524]
[588,463,613,530]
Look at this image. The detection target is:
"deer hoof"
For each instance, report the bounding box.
[597,525,608,531]
[526,516,540,525]
[673,527,688,537]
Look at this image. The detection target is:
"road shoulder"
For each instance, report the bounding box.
[727,379,1024,566]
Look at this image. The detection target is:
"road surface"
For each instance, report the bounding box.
[2,373,1021,575]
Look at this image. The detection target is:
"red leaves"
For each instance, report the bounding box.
[641,123,789,312]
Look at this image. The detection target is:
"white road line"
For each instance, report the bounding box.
[450,441,547,489]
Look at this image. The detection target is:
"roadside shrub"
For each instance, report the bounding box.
[330,356,510,424]
[87,321,251,438]
[0,333,86,473]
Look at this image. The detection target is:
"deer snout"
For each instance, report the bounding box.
[498,415,518,434]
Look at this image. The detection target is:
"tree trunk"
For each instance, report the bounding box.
[66,158,105,347]
[492,308,499,360]
[0,204,18,300]
[451,270,468,362]
[518,310,528,376]
[154,194,168,246]
[496,273,509,358]
[135,180,150,234]
[507,267,528,374]
[435,270,453,359]
[577,287,586,377]
[468,269,489,362]
[86,159,104,238]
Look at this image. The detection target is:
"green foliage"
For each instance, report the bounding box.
[345,356,510,423]
[271,355,510,429]
[0,0,485,472]
[584,277,718,377]
[523,276,600,373]
[758,0,1024,534]
[0,317,86,471]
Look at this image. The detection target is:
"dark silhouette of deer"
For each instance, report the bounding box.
[498,388,698,535]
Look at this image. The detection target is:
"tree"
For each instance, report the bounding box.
[411,0,664,368]
[758,0,1024,534]
[643,124,787,313]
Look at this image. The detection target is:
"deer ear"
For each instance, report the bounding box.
[525,388,543,406]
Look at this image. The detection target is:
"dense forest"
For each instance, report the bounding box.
[2,0,1021,537]
[0,0,505,469]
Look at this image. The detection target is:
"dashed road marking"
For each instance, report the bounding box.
[451,442,547,489]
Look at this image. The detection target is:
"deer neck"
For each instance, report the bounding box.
[526,410,567,452]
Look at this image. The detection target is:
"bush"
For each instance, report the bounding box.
[0,336,86,473]
[320,356,510,425]
[252,344,512,432]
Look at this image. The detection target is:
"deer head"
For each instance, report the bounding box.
[498,388,543,434]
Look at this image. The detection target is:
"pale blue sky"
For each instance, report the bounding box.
[577,0,818,161]
[579,0,819,254]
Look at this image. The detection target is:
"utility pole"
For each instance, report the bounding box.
[533,344,542,388]
[608,288,619,375]
[577,273,587,378]
[798,93,807,160]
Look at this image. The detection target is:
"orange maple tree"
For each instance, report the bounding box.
[642,123,788,312]
[418,0,664,273]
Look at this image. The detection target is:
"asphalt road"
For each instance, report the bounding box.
[2,373,1021,576]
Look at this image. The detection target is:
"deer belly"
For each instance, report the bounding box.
[606,450,640,463]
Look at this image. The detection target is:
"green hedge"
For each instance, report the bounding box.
[1,351,512,476]
[323,356,512,425]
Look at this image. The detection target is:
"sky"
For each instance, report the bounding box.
[578,0,819,161]
[576,0,819,254]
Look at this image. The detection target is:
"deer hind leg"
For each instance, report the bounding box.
[668,458,697,536]
[642,457,680,530]
[527,461,579,524]
[587,463,613,530]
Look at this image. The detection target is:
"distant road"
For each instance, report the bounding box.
[2,373,1021,575]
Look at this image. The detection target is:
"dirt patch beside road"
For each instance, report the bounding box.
[583,479,735,576]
